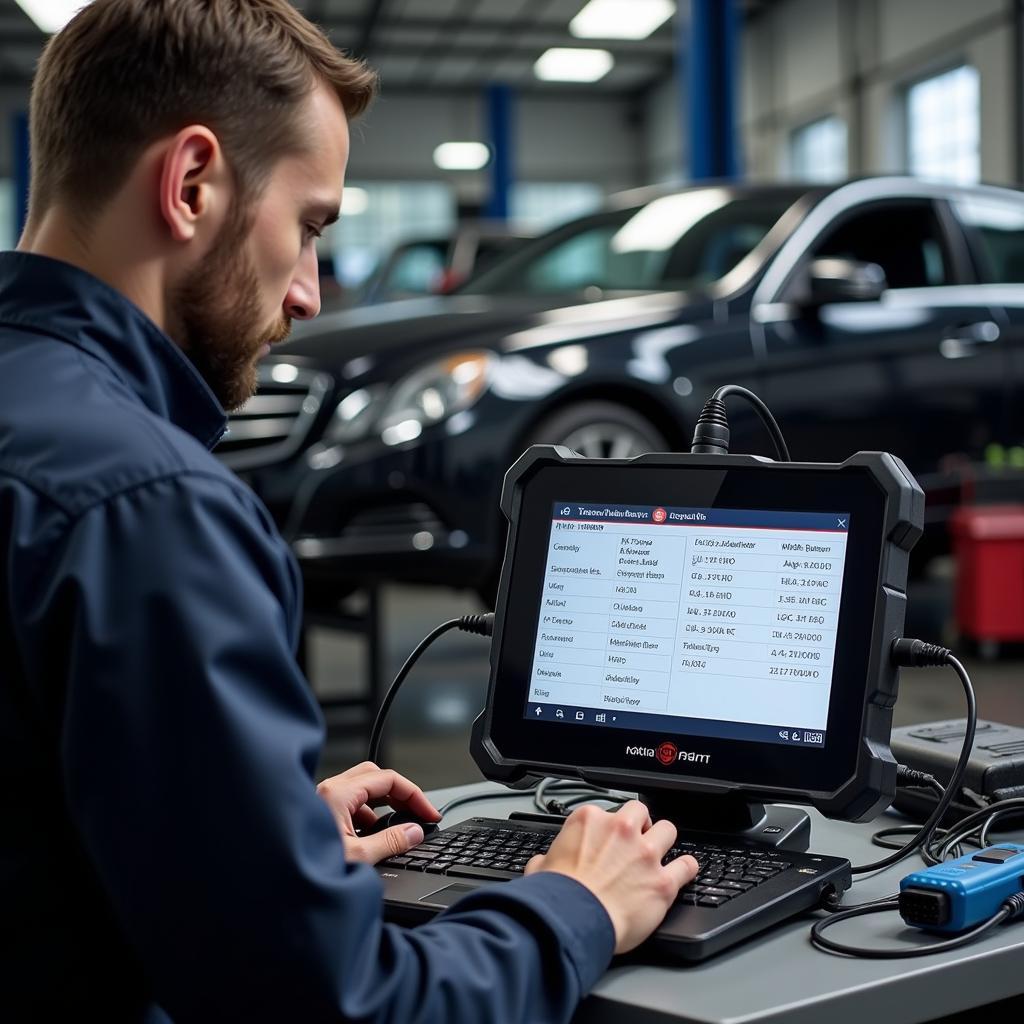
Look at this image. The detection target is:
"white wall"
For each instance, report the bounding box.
[347,89,643,204]
[740,0,1021,185]
[644,76,684,185]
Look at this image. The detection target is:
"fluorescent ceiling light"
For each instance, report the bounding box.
[341,187,369,216]
[534,48,614,83]
[14,0,91,33]
[570,0,674,40]
[433,142,490,171]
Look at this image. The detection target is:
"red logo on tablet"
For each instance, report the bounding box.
[656,741,677,766]
[652,507,667,524]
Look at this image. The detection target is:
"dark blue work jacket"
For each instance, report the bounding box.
[0,251,614,1022]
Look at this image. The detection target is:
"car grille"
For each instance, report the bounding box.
[344,503,446,538]
[216,364,332,472]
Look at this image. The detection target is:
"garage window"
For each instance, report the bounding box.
[906,65,980,185]
[332,181,455,287]
[789,117,847,182]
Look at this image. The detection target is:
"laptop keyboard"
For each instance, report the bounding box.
[379,819,793,908]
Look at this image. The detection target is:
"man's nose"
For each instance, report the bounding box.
[284,261,321,320]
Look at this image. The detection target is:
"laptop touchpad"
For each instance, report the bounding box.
[420,882,480,907]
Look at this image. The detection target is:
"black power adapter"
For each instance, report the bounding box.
[891,720,1024,826]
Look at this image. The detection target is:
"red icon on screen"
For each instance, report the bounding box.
[652,507,667,524]
[656,741,677,765]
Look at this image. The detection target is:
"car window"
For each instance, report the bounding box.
[462,192,798,296]
[955,195,1024,283]
[809,201,952,289]
[521,223,656,292]
[386,243,447,294]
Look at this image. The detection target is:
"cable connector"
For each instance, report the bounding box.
[690,396,731,455]
[896,765,940,788]
[1003,891,1024,922]
[689,385,791,460]
[891,638,952,667]
[459,613,494,637]
[818,885,844,912]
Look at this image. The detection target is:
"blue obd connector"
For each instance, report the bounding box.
[900,844,1024,933]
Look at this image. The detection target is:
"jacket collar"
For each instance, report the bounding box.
[0,251,227,450]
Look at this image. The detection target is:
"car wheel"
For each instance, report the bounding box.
[474,403,671,608]
[529,400,670,458]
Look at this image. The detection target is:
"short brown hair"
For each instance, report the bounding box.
[28,0,377,226]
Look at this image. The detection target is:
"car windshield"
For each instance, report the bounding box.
[462,191,797,296]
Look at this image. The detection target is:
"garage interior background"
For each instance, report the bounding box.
[0,0,1022,788]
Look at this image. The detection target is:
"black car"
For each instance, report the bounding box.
[219,178,1024,607]
[356,223,533,305]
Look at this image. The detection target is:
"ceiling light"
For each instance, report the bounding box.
[14,0,91,33]
[534,48,614,83]
[570,0,675,40]
[433,142,491,171]
[341,187,369,216]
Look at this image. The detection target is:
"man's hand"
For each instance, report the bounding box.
[316,761,442,865]
[524,800,699,954]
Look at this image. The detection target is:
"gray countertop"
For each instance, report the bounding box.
[424,782,1024,1024]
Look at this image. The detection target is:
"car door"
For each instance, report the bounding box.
[752,195,1009,485]
[951,192,1024,463]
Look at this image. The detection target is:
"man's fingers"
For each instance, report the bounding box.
[643,818,678,857]
[614,799,653,833]
[664,853,700,890]
[346,823,425,865]
[352,805,378,829]
[349,769,441,821]
[523,853,545,876]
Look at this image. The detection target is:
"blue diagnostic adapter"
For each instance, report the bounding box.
[900,844,1024,933]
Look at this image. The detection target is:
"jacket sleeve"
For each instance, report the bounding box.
[36,471,614,1023]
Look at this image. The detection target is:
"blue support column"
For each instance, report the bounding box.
[681,0,741,181]
[13,111,30,243]
[483,83,514,221]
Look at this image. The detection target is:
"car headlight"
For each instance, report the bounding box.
[378,351,494,445]
[322,384,388,445]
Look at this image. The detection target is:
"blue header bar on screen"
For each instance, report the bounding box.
[553,503,850,532]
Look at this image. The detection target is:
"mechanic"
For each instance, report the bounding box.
[0,2,698,1020]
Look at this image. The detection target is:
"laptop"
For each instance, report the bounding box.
[377,445,924,960]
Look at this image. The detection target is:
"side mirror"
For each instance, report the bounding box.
[806,258,887,305]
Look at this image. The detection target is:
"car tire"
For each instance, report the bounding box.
[528,400,670,459]
[475,402,671,608]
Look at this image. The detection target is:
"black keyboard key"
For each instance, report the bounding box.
[696,886,734,898]
[698,895,729,907]
[718,880,753,892]
[381,856,412,867]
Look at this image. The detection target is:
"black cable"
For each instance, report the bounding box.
[932,800,1024,864]
[810,897,1017,959]
[366,613,494,766]
[690,385,791,461]
[439,787,537,818]
[850,644,976,874]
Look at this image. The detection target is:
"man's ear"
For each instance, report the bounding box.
[158,126,227,244]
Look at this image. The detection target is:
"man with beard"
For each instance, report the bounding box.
[0,2,698,1021]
